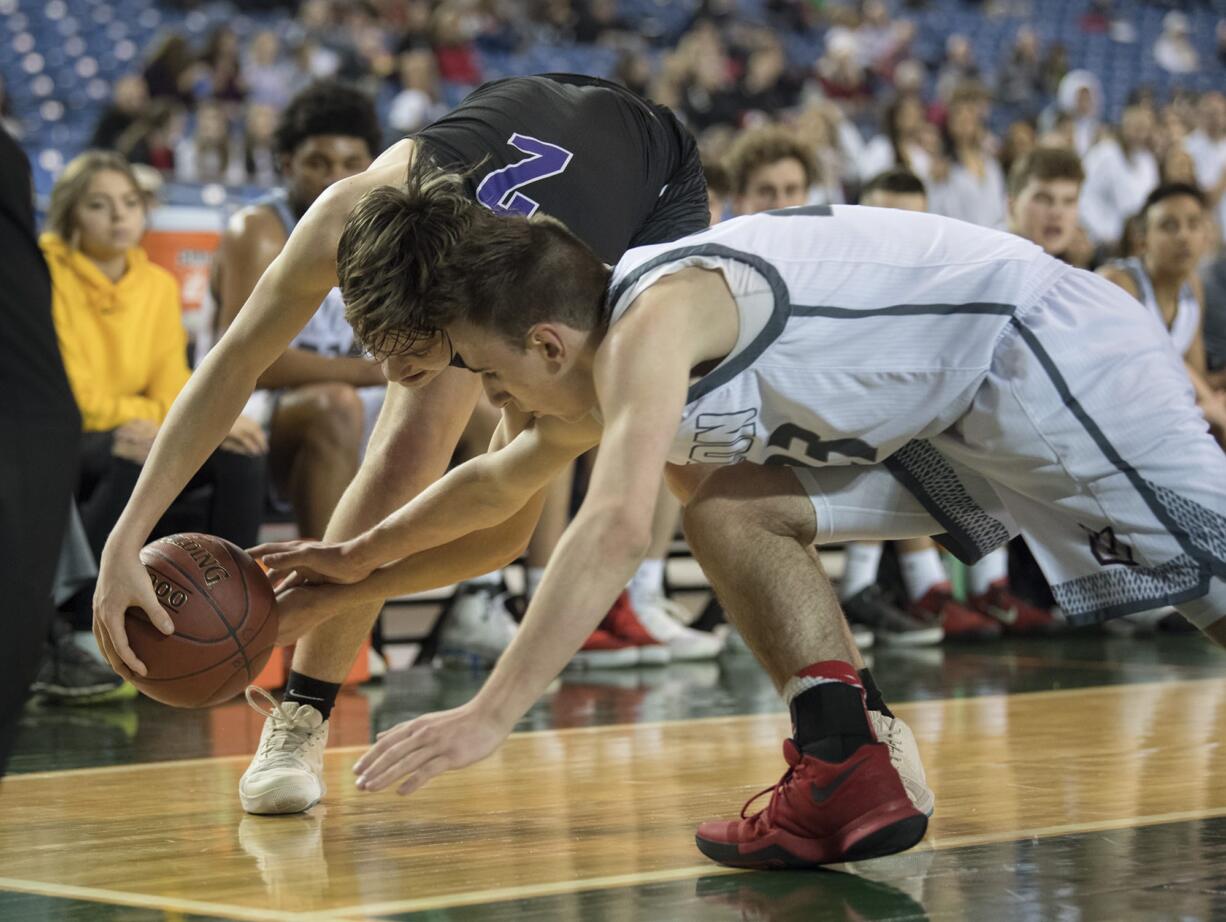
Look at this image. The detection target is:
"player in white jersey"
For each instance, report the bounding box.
[251,165,1226,870]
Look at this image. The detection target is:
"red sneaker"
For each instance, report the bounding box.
[910,587,1001,640]
[602,592,671,665]
[695,739,927,869]
[969,583,1061,635]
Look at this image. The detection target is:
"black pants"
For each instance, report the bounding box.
[0,417,78,771]
[66,430,267,628]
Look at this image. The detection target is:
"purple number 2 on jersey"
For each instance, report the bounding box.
[474,133,574,218]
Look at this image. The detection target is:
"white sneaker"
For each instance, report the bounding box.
[869,711,934,818]
[631,594,724,661]
[437,586,519,667]
[239,687,328,815]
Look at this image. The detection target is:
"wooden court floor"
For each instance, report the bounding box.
[3,633,1226,921]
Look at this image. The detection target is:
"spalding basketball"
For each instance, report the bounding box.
[126,533,277,708]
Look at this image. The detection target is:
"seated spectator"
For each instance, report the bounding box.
[934,34,980,105]
[1154,12,1199,75]
[1007,145,1084,261]
[40,151,267,623]
[143,34,203,107]
[735,38,803,121]
[1042,69,1102,156]
[816,28,872,112]
[927,91,1007,228]
[996,27,1043,119]
[1099,183,1226,441]
[211,83,385,541]
[1080,104,1159,249]
[89,75,150,152]
[724,125,817,214]
[245,31,295,109]
[859,95,932,183]
[432,2,483,87]
[240,103,280,188]
[175,100,241,185]
[387,49,447,136]
[1185,92,1226,235]
[200,25,246,104]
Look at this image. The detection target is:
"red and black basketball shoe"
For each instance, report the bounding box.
[695,738,927,869]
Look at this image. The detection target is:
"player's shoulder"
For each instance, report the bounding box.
[224,202,288,246]
[1097,261,1141,297]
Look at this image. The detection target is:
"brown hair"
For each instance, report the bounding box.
[723,126,819,195]
[1007,146,1084,198]
[338,161,610,356]
[45,150,145,241]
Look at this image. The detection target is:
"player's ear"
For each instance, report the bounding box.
[527,324,566,363]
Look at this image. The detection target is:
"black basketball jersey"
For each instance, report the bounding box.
[414,74,696,264]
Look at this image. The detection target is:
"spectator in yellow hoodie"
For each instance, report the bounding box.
[41,151,267,619]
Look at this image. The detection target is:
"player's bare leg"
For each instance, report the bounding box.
[681,464,933,819]
[268,383,367,540]
[239,369,482,815]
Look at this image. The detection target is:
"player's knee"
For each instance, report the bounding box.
[303,384,365,450]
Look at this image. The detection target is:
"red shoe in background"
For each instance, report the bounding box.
[910,585,1002,640]
[602,592,670,665]
[969,582,1062,634]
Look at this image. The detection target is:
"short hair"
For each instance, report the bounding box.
[861,168,926,200]
[704,160,732,197]
[338,161,610,356]
[723,126,818,195]
[1140,182,1207,222]
[273,80,381,159]
[1007,146,1084,197]
[46,150,144,241]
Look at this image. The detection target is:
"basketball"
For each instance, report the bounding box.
[125,533,277,709]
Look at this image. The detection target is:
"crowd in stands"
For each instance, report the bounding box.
[9,0,1226,703]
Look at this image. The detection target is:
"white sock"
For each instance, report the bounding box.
[839,542,884,600]
[900,549,947,601]
[525,566,546,599]
[628,557,666,608]
[968,548,1008,596]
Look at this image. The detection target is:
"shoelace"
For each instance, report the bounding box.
[738,764,798,832]
[245,686,318,764]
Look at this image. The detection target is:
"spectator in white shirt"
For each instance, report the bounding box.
[1155,12,1200,75]
[1080,104,1159,248]
[927,93,1006,228]
[1185,92,1226,234]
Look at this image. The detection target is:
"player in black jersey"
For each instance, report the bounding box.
[91,74,708,815]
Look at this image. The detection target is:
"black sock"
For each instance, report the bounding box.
[859,668,894,718]
[283,671,342,720]
[789,681,874,762]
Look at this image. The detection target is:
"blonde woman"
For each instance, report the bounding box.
[41,151,267,605]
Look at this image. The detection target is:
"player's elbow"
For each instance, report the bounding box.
[591,506,654,565]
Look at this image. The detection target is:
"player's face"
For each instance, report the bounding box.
[283,136,373,212]
[377,332,452,388]
[860,190,927,212]
[1010,178,1081,255]
[1144,195,1206,278]
[735,158,810,215]
[71,170,146,260]
[448,322,596,422]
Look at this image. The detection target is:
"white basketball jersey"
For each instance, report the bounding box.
[606,206,1069,468]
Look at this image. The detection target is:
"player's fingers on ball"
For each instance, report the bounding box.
[111,631,147,677]
[397,756,450,796]
[143,591,174,634]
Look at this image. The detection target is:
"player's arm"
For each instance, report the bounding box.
[252,409,601,586]
[353,279,700,795]
[94,165,397,676]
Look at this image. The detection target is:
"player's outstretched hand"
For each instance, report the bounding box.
[353,703,512,796]
[249,538,373,590]
[92,547,174,678]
